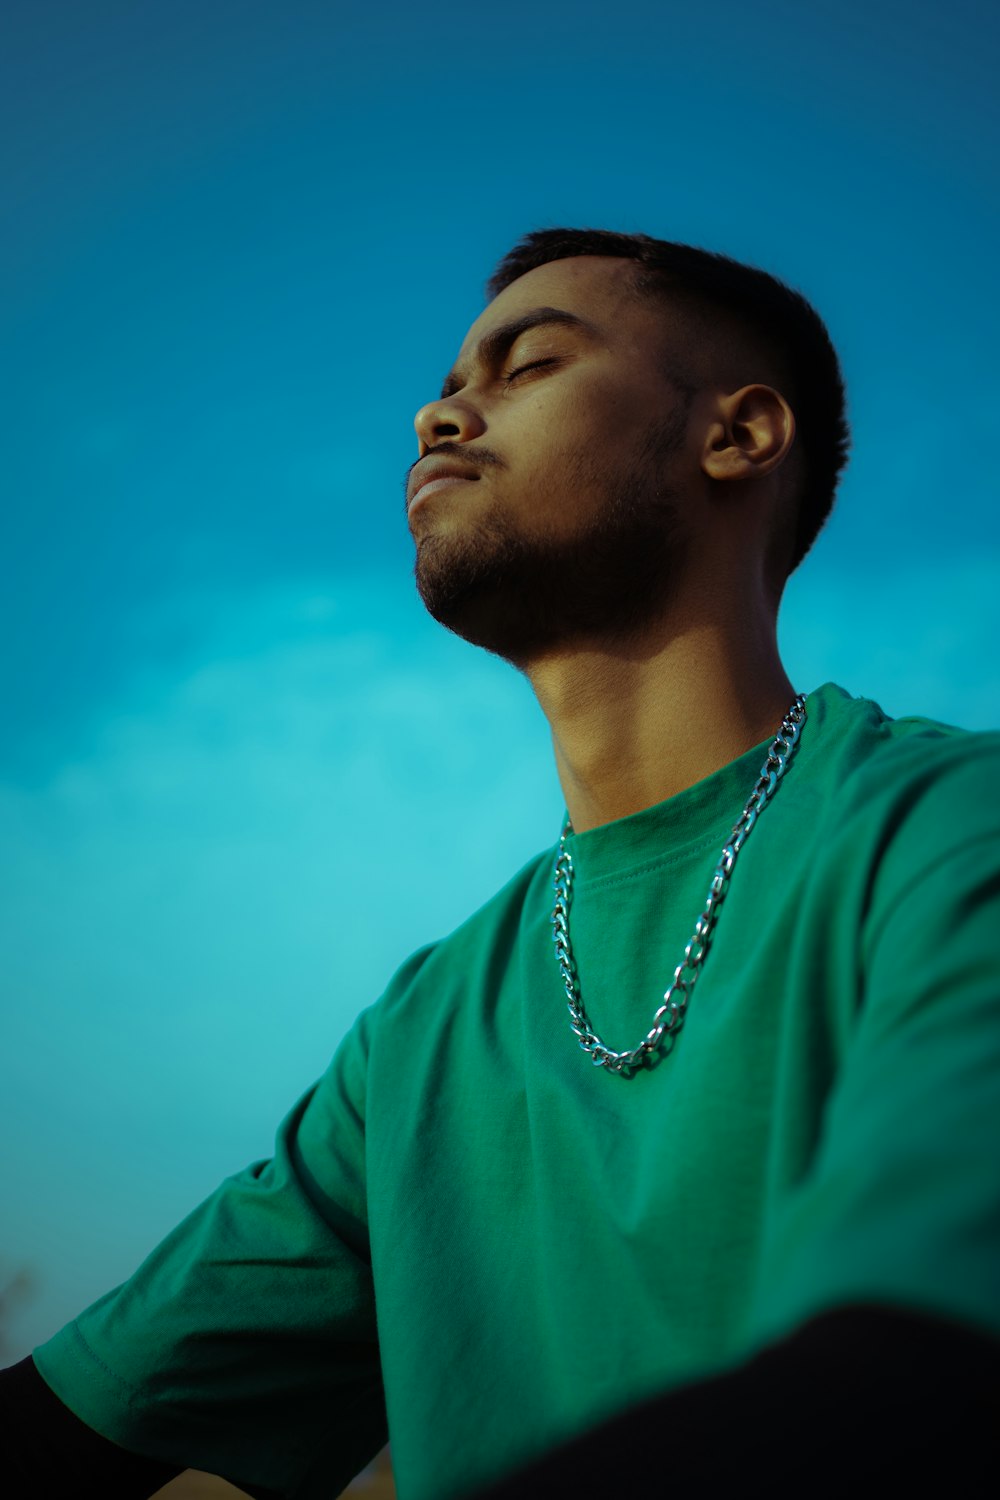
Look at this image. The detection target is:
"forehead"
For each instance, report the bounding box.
[454,255,652,363]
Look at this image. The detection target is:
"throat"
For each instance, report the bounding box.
[533,627,797,833]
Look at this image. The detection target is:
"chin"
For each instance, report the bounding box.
[414,543,539,666]
[413,480,691,666]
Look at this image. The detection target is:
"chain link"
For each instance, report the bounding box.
[551,694,807,1076]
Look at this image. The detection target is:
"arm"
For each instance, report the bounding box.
[2,1354,284,1497]
[468,1303,1000,1497]
[2,1355,183,1498]
[21,1004,387,1497]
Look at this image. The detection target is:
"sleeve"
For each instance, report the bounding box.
[31,1003,387,1499]
[747,736,1000,1352]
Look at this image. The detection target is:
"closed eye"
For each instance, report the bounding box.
[503,358,560,386]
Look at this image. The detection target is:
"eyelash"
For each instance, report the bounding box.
[503,358,558,385]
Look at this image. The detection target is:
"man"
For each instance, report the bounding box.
[4,229,1000,1497]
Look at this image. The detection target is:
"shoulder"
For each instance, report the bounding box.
[369,845,556,1028]
[802,683,1000,864]
[791,687,1000,1021]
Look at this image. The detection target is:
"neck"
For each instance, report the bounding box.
[526,591,796,835]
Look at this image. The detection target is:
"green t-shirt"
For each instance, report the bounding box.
[33,683,1000,1499]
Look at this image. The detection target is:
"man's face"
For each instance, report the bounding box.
[406,256,696,666]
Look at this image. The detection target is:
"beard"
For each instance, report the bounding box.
[413,413,692,668]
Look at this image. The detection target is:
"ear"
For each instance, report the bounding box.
[700,385,796,484]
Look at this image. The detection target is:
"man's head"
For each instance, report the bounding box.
[406,228,849,668]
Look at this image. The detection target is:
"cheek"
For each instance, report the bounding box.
[526,382,636,458]
[542,388,649,483]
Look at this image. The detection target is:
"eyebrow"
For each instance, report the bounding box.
[439,306,600,399]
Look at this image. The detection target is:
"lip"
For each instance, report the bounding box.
[408,475,479,511]
[407,458,481,509]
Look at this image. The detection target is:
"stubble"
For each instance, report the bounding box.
[413,408,692,669]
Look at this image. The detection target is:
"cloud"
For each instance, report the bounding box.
[781,552,1000,731]
[1,572,560,1350]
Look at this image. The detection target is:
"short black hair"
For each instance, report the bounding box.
[487,228,849,575]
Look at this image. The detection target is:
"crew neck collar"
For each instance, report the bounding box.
[563,682,848,886]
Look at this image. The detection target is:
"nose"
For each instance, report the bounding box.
[413,396,486,455]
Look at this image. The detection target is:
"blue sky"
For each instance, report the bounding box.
[2,0,999,1356]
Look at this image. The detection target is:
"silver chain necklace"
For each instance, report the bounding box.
[551,694,807,1076]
